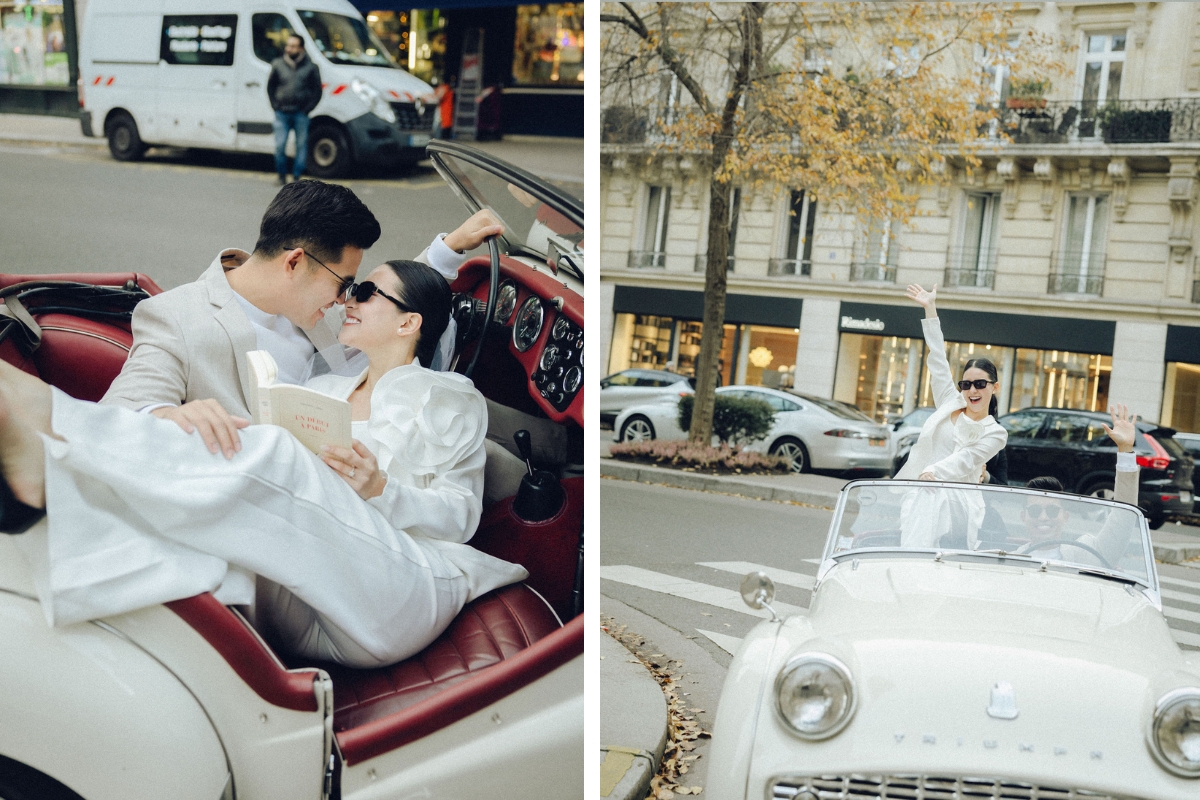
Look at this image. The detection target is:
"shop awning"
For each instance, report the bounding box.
[613,286,803,328]
[351,0,526,11]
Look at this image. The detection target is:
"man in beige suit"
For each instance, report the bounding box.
[101,180,503,458]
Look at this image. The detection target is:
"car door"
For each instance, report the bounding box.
[235,11,293,152]
[157,13,239,147]
[1029,413,1097,490]
[998,410,1047,485]
[599,371,641,413]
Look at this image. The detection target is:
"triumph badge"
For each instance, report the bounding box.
[987,681,1019,720]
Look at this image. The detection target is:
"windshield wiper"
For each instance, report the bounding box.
[1074,567,1145,588]
[972,549,1038,559]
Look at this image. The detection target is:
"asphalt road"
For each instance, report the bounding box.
[0,142,491,289]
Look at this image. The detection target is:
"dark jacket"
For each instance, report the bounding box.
[267,52,322,114]
[986,447,1008,486]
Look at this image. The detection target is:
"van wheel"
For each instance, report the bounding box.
[308,124,351,178]
[106,112,145,162]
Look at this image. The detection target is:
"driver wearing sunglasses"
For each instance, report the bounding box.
[1012,404,1142,566]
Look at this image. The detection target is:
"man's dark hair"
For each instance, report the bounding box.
[384,259,452,368]
[254,180,380,264]
[287,33,305,47]
[1026,476,1064,493]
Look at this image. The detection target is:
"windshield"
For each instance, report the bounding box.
[826,482,1153,586]
[430,147,584,279]
[298,10,399,68]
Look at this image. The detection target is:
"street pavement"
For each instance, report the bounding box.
[600,473,1200,796]
[0,112,581,290]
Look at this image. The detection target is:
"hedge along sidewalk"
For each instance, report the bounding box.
[601,459,1200,565]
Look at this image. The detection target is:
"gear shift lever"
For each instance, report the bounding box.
[512,429,565,522]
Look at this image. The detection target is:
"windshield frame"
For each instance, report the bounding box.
[426,140,584,280]
[297,9,401,70]
[819,479,1159,598]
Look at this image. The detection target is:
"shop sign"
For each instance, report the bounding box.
[841,315,886,332]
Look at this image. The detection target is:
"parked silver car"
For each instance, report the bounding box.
[611,385,893,474]
[599,369,693,427]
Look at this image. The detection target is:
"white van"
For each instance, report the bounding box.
[78,0,436,177]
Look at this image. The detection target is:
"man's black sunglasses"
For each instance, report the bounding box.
[957,379,995,391]
[347,281,412,312]
[287,245,354,296]
[1025,504,1062,520]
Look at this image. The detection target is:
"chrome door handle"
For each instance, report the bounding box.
[245,81,261,88]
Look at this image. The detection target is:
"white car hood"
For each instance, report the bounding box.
[737,560,1200,799]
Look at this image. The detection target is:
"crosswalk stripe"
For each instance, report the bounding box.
[697,561,817,590]
[696,629,743,656]
[600,565,805,618]
[1163,604,1200,625]
[1172,629,1200,648]
[1162,588,1200,606]
[1160,574,1200,592]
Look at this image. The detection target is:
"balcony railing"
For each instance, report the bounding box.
[850,262,897,283]
[995,98,1200,144]
[944,247,997,289]
[627,250,666,269]
[694,255,735,273]
[1048,251,1105,295]
[768,258,812,277]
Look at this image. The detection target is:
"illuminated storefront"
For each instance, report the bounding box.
[0,0,77,115]
[1162,325,1200,434]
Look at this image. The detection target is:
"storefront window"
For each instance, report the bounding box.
[364,11,409,64]
[608,313,673,373]
[743,326,799,389]
[407,9,446,85]
[1007,348,1109,413]
[919,341,1006,410]
[1,2,67,86]
[1162,362,1200,434]
[512,3,583,85]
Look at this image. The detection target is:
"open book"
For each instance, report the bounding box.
[247,350,352,454]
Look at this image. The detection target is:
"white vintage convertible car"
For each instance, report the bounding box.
[708,480,1200,800]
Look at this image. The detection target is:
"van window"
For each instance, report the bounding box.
[161,15,237,67]
[252,13,295,64]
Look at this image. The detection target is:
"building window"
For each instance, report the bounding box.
[949,193,1000,288]
[1162,362,1200,434]
[771,190,817,277]
[629,185,670,269]
[608,313,674,373]
[697,188,741,272]
[1078,31,1126,137]
[512,3,583,86]
[0,2,68,86]
[852,220,899,282]
[1052,194,1108,294]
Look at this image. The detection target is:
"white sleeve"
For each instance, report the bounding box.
[1116,451,1137,472]
[921,317,960,409]
[367,444,484,543]
[423,233,464,281]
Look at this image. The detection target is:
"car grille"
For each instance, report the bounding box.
[771,776,1145,800]
[389,101,436,131]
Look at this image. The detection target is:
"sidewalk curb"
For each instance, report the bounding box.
[1155,541,1200,565]
[599,631,667,800]
[0,132,105,149]
[601,459,839,509]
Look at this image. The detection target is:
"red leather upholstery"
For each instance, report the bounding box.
[167,594,319,712]
[33,314,134,401]
[0,272,162,294]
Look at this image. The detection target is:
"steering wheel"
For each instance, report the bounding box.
[1022,538,1113,570]
[464,236,501,380]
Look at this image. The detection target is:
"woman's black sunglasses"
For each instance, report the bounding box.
[957,379,995,391]
[346,281,412,312]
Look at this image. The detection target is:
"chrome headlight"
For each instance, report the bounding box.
[1149,687,1200,777]
[774,653,856,740]
[350,78,396,124]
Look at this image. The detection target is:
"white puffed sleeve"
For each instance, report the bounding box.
[364,365,487,543]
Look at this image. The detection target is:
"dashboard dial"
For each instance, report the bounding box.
[552,316,573,341]
[493,281,518,324]
[563,366,582,394]
[539,345,561,372]
[513,296,544,352]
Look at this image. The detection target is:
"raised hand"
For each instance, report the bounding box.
[1101,403,1138,453]
[906,283,937,317]
[443,209,505,253]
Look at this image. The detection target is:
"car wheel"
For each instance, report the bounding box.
[308,124,352,178]
[620,415,656,443]
[1085,480,1115,501]
[105,112,145,162]
[770,437,808,474]
[0,755,85,800]
[1146,509,1166,530]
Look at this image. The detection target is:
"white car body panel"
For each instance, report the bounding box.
[708,484,1200,800]
[80,0,433,156]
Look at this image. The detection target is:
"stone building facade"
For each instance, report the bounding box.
[600,1,1200,434]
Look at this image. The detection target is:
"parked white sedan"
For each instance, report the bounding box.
[708,480,1200,800]
[599,369,693,427]
[611,386,893,474]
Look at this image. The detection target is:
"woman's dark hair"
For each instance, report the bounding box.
[254,179,381,264]
[1026,476,1064,492]
[384,259,451,368]
[962,357,1000,417]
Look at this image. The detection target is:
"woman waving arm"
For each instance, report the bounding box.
[906,283,959,409]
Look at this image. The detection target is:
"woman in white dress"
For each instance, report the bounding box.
[893,284,1008,547]
[0,260,526,668]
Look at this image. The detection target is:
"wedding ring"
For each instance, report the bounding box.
[349,468,356,478]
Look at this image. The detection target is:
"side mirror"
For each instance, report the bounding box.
[893,421,903,431]
[741,571,779,622]
[600,379,610,389]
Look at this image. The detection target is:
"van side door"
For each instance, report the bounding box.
[157,14,238,147]
[235,12,294,152]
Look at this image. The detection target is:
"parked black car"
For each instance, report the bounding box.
[1172,432,1200,513]
[997,407,1194,529]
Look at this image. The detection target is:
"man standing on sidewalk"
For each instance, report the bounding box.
[267,34,322,185]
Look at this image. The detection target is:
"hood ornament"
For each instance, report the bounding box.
[987,681,1019,720]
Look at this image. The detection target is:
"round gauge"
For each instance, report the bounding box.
[493,282,518,324]
[540,344,561,372]
[513,296,544,352]
[552,316,573,341]
[563,366,582,394]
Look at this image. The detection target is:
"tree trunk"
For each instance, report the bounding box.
[688,134,734,445]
